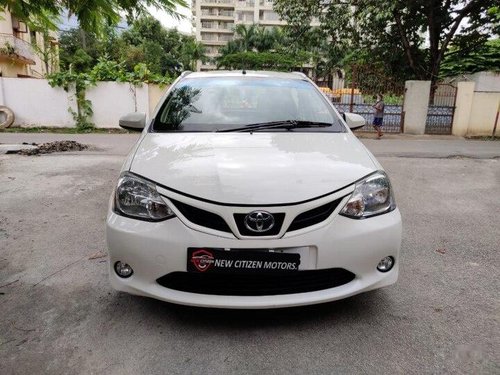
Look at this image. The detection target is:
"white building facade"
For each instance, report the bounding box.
[0,9,59,78]
[192,0,316,71]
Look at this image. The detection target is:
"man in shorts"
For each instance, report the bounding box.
[372,94,385,139]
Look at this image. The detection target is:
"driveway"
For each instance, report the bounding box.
[0,134,499,374]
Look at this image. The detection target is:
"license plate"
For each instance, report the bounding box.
[187,248,300,274]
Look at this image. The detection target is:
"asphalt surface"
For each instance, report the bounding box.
[0,134,499,374]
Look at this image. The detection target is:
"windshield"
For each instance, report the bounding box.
[152,77,345,132]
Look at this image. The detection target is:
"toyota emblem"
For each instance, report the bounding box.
[244,210,275,233]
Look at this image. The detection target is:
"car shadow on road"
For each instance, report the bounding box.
[116,290,389,330]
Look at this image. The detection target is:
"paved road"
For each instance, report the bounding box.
[0,134,499,374]
[1,132,499,158]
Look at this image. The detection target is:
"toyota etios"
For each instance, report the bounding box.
[107,71,402,308]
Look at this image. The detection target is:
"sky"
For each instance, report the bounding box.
[148,2,193,34]
[58,2,193,34]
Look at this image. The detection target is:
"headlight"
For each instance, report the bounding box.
[114,172,175,221]
[340,171,396,219]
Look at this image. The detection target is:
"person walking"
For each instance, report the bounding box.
[372,94,385,139]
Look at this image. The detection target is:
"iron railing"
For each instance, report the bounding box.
[0,33,36,64]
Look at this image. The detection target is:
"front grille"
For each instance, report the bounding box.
[287,198,344,232]
[169,199,232,233]
[157,268,355,296]
[234,212,285,236]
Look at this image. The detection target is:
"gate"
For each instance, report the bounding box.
[318,65,405,133]
[425,83,457,134]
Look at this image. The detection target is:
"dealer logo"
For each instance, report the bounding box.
[191,249,215,272]
[244,210,275,233]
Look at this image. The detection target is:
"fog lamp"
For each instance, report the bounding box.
[377,256,394,272]
[115,261,134,278]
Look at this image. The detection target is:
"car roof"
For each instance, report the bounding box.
[183,70,308,80]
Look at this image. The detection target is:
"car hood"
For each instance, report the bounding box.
[130,132,377,205]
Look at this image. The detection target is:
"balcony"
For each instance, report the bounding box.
[201,22,234,33]
[0,33,36,65]
[200,9,234,20]
[236,0,255,9]
[201,33,233,45]
[200,0,234,8]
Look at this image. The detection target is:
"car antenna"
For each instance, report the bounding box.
[242,70,246,75]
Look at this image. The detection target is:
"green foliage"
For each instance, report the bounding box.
[216,51,309,71]
[441,39,500,77]
[362,94,403,105]
[58,26,120,73]
[47,55,173,131]
[0,42,15,56]
[0,0,187,33]
[274,0,499,83]
[216,24,308,71]
[48,70,96,132]
[58,16,206,77]
[70,97,94,133]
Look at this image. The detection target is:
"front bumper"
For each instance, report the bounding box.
[106,207,402,309]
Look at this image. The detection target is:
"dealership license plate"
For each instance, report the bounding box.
[187,248,301,274]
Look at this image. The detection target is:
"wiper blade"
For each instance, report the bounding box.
[216,120,332,133]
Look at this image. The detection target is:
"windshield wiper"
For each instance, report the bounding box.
[216,120,332,132]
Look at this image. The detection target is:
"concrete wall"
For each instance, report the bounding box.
[468,92,500,136]
[444,71,500,92]
[403,81,431,134]
[86,82,149,128]
[0,78,165,128]
[0,57,29,77]
[452,81,500,137]
[0,77,76,127]
[452,82,475,137]
[0,77,497,135]
[148,84,168,116]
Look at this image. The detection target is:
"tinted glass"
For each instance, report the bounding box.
[152,77,344,132]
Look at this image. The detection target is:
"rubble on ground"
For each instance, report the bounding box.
[18,141,88,155]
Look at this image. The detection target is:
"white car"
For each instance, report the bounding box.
[107,71,402,309]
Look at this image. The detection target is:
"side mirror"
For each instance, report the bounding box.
[344,112,366,130]
[119,112,146,131]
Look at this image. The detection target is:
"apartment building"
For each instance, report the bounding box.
[0,9,59,78]
[193,0,312,71]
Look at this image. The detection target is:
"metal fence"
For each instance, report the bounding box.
[317,65,405,133]
[0,33,36,64]
[425,84,457,134]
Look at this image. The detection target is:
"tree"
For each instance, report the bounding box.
[57,16,206,77]
[0,0,187,32]
[180,39,207,71]
[216,51,309,70]
[120,16,205,76]
[233,24,258,52]
[274,0,499,90]
[58,26,122,72]
[440,39,500,76]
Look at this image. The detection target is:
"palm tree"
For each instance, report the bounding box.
[234,24,258,52]
[181,39,207,71]
[254,27,276,52]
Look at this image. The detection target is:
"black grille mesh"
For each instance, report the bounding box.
[157,268,355,296]
[168,196,344,235]
[169,198,232,233]
[287,198,343,232]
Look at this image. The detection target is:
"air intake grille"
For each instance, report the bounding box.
[169,198,232,233]
[287,198,343,232]
[157,268,355,296]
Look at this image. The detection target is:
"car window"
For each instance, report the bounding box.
[153,77,345,132]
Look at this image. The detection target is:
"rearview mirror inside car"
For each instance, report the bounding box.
[344,113,366,130]
[119,112,146,132]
